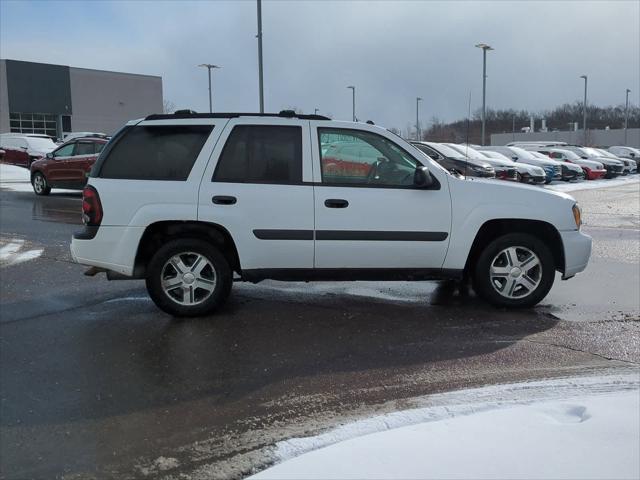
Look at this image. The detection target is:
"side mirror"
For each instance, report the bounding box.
[46,152,53,159]
[511,156,518,161]
[414,166,434,188]
[630,153,636,158]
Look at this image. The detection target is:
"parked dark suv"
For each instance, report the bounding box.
[30,137,108,195]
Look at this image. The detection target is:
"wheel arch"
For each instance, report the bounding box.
[464,219,565,276]
[133,220,241,278]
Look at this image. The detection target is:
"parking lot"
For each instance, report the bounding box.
[0,176,638,479]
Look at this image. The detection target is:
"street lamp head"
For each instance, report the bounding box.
[580,75,587,80]
[627,89,631,94]
[347,85,355,90]
[199,64,221,69]
[475,43,494,51]
[417,97,423,101]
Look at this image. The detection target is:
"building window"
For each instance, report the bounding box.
[9,112,58,138]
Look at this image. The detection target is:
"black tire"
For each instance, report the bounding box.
[473,233,555,308]
[145,238,232,317]
[32,172,51,196]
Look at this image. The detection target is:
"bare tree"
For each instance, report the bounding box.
[163,100,176,114]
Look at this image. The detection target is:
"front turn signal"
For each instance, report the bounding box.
[572,204,582,229]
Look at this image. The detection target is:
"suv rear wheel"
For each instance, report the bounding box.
[473,233,555,308]
[146,238,232,317]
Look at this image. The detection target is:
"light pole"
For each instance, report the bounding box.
[347,85,356,121]
[198,64,221,113]
[314,108,319,115]
[257,0,264,113]
[475,43,493,146]
[624,88,631,146]
[580,75,588,144]
[416,97,422,140]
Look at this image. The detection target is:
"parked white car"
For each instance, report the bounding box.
[480,150,546,184]
[593,148,636,174]
[70,111,591,316]
[608,146,640,167]
[479,146,563,183]
[0,133,57,167]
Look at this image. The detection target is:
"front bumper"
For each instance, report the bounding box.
[584,168,606,180]
[560,229,592,279]
[520,173,546,185]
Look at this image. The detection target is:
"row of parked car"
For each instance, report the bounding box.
[410,141,639,185]
[0,131,638,196]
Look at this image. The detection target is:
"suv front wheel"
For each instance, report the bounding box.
[473,233,555,308]
[146,239,232,317]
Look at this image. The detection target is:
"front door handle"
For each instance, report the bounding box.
[212,195,237,205]
[324,199,349,208]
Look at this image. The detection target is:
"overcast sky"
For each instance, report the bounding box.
[1,0,638,129]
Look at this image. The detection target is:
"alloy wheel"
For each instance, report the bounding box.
[489,246,542,299]
[161,252,217,305]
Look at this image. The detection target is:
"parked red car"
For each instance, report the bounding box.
[29,137,108,195]
[0,134,57,167]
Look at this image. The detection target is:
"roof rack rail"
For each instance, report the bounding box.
[145,109,331,121]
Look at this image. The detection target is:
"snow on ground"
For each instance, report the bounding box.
[546,174,639,192]
[251,373,640,480]
[0,163,77,193]
[0,238,43,267]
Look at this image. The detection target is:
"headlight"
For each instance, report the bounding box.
[572,203,582,229]
[470,164,493,173]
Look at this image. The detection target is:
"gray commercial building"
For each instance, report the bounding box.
[491,128,640,148]
[0,59,163,139]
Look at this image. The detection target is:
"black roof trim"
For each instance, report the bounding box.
[144,110,331,121]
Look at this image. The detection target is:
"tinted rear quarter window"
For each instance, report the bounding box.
[97,125,213,180]
[214,125,302,184]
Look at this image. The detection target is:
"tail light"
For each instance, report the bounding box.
[82,185,103,226]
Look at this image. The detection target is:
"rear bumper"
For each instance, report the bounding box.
[70,225,144,277]
[560,230,592,279]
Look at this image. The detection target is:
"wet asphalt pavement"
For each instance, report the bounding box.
[0,181,639,479]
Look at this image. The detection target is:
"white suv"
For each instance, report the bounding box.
[70,111,592,316]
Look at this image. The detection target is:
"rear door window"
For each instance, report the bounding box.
[213,125,302,184]
[75,142,95,156]
[97,125,213,180]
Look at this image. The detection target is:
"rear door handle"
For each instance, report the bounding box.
[324,199,349,208]
[212,195,237,205]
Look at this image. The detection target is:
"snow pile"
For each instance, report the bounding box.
[546,175,639,192]
[0,163,77,193]
[252,373,640,480]
[0,163,30,183]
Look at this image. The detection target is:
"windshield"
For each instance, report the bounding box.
[446,144,486,159]
[428,143,468,159]
[595,149,617,158]
[509,146,537,160]
[581,147,603,157]
[555,149,581,160]
[481,150,511,161]
[26,137,56,151]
